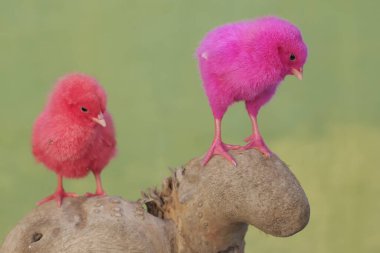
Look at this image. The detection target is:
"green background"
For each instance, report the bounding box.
[1,1,379,252]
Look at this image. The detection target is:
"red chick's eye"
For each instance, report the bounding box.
[290,54,296,61]
[80,107,88,113]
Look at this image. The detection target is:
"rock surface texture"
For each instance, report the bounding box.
[0,150,310,253]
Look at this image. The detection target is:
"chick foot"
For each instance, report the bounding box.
[202,139,237,166]
[37,190,78,207]
[241,135,271,157]
[85,173,106,197]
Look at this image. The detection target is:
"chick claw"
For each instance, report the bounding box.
[224,143,242,150]
[37,190,78,207]
[202,140,237,166]
[85,191,106,198]
[244,134,256,143]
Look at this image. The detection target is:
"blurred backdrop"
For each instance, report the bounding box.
[0,1,379,252]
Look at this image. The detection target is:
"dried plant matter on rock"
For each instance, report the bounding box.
[0,150,309,253]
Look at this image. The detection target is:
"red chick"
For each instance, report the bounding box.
[32,73,116,207]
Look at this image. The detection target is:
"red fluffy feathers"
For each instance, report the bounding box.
[32,73,116,207]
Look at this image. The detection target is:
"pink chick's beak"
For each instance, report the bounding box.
[92,112,106,127]
[291,67,303,80]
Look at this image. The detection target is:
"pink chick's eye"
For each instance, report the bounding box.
[289,54,296,61]
[80,107,88,113]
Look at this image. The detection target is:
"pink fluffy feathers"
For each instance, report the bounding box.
[197,16,308,166]
[32,73,116,206]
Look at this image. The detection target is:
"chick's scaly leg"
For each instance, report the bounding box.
[242,101,271,157]
[37,175,78,207]
[85,172,106,197]
[202,118,237,166]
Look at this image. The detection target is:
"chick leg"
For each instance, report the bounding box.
[242,100,271,157]
[37,175,78,207]
[202,118,237,166]
[85,172,106,197]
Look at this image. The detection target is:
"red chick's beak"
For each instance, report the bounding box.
[291,67,303,80]
[92,112,106,127]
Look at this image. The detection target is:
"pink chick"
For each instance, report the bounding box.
[32,73,116,207]
[197,16,308,166]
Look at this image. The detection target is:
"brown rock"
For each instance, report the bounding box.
[0,150,309,253]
